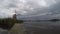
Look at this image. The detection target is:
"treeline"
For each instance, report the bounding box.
[50,19,60,21]
[0,18,23,30]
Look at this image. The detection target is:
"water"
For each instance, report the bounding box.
[22,21,60,34]
[0,29,8,34]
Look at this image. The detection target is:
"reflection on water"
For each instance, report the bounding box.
[22,21,60,34]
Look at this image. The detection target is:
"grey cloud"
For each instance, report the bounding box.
[0,0,60,20]
[0,0,18,18]
[17,0,60,20]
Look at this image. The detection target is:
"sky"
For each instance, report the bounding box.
[0,0,60,20]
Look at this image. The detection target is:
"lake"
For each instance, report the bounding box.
[22,21,60,34]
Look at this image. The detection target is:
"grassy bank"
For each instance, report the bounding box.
[0,18,23,30]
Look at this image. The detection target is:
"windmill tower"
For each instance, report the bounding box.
[13,10,16,19]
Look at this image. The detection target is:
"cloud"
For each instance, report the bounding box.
[17,0,60,20]
[0,0,60,20]
[17,0,58,15]
[0,0,18,18]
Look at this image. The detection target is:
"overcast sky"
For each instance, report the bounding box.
[0,0,60,19]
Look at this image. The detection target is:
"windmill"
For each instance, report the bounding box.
[13,10,17,19]
[13,10,21,19]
